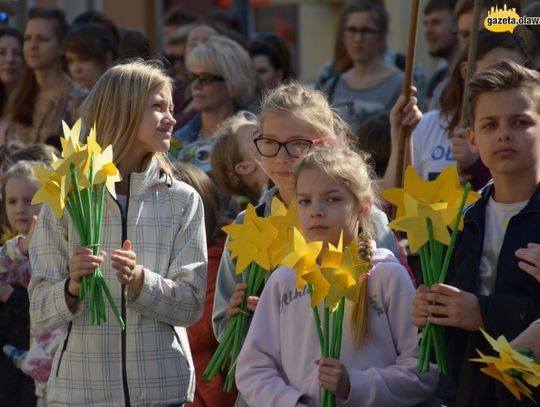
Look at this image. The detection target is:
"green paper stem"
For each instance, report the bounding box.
[308,284,324,354]
[100,275,125,330]
[323,307,330,357]
[332,299,345,359]
[69,164,88,239]
[438,182,472,284]
[426,218,438,286]
[418,246,432,286]
[202,320,236,381]
[418,324,432,372]
[432,325,447,374]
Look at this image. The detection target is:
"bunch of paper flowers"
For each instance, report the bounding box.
[382,166,480,373]
[32,120,124,329]
[471,329,540,401]
[203,198,297,391]
[283,230,372,407]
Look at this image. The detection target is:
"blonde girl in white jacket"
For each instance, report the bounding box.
[28,60,207,406]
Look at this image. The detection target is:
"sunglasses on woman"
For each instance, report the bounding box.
[186,72,225,86]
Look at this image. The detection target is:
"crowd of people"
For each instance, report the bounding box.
[0,0,539,406]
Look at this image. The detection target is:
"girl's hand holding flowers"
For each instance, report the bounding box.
[316,357,351,400]
[68,246,105,302]
[226,283,259,320]
[112,240,144,297]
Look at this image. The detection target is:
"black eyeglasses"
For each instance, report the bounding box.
[186,72,225,86]
[344,26,379,39]
[253,135,328,158]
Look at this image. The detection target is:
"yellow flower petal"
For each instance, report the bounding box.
[223,204,278,273]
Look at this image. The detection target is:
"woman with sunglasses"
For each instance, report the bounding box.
[170,35,256,173]
[212,82,413,406]
[318,1,403,133]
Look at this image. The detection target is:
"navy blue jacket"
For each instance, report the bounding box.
[438,182,540,406]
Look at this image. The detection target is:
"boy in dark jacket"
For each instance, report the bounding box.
[412,60,540,406]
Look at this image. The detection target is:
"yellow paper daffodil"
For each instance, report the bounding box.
[52,149,91,189]
[281,226,323,294]
[31,166,67,219]
[381,166,480,229]
[320,237,372,310]
[381,166,442,218]
[223,204,278,274]
[388,193,459,252]
[470,329,540,401]
[84,125,102,175]
[60,119,84,157]
[92,145,121,199]
[268,197,299,267]
[432,167,481,230]
[434,166,481,207]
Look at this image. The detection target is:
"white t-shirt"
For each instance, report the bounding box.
[412,110,456,180]
[478,196,528,295]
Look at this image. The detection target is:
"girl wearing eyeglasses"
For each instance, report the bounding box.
[212,82,416,406]
[171,35,256,174]
[318,1,404,134]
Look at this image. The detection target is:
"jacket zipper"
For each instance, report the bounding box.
[115,176,131,407]
[55,321,72,377]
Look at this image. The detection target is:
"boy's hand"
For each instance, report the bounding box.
[112,240,144,296]
[423,283,484,331]
[510,321,540,361]
[316,358,351,400]
[451,127,479,169]
[515,243,540,283]
[412,284,431,328]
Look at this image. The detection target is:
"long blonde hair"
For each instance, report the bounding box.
[79,59,174,175]
[295,147,377,348]
[260,82,352,147]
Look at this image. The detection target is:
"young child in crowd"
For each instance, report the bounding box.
[412,60,540,406]
[211,110,268,207]
[236,147,437,406]
[28,60,207,406]
[212,82,420,406]
[0,161,42,407]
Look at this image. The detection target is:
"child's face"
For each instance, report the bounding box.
[66,50,106,89]
[133,85,176,159]
[296,167,361,247]
[468,88,540,181]
[257,113,323,197]
[5,175,41,235]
